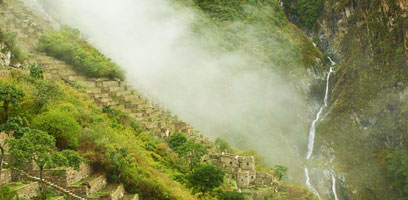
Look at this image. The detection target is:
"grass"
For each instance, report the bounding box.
[5,182,29,191]
[37,26,125,80]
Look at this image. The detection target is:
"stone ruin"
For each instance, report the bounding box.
[202,153,274,189]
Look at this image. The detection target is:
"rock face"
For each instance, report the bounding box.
[282,0,408,199]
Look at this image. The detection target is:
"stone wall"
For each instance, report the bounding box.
[16,182,39,199]
[68,174,107,196]
[0,169,12,185]
[111,184,125,200]
[30,163,92,187]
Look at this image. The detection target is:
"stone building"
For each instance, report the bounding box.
[202,153,273,189]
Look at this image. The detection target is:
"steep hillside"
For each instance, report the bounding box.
[0,0,322,199]
[283,0,408,199]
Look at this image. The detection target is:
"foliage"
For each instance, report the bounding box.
[0,185,18,200]
[0,83,25,121]
[176,140,208,171]
[218,191,246,200]
[106,147,133,183]
[187,164,225,194]
[29,63,44,79]
[0,27,25,64]
[298,0,324,28]
[0,116,30,139]
[281,0,324,29]
[8,129,83,199]
[168,133,187,149]
[313,0,408,198]
[37,26,125,80]
[273,165,288,181]
[214,138,233,153]
[33,80,63,111]
[176,0,323,77]
[31,110,82,149]
[387,149,408,197]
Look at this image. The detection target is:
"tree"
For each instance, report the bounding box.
[219,191,247,200]
[34,80,63,111]
[176,140,208,171]
[8,129,84,199]
[168,133,187,149]
[31,110,82,149]
[187,164,225,194]
[0,116,30,184]
[0,84,25,121]
[107,147,132,183]
[214,138,232,153]
[273,165,288,181]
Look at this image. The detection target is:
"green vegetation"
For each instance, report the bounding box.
[176,140,208,171]
[273,165,288,181]
[37,27,125,80]
[304,0,408,199]
[187,164,225,195]
[29,63,44,80]
[0,27,25,64]
[214,138,233,153]
[8,129,84,199]
[0,83,25,121]
[31,109,82,149]
[0,185,19,200]
[168,133,188,150]
[174,0,323,77]
[218,191,246,200]
[281,0,324,29]
[387,149,408,198]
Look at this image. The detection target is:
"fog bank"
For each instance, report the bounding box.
[27,0,312,182]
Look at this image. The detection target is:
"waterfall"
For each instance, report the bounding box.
[305,57,336,199]
[331,172,339,200]
[305,167,321,200]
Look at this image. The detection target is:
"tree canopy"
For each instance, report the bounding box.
[273,165,288,181]
[176,140,208,170]
[0,83,24,121]
[187,164,225,194]
[168,133,187,149]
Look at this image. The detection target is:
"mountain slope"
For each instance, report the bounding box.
[283,0,408,199]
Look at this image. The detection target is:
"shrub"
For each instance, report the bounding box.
[0,185,18,200]
[37,26,125,80]
[168,133,187,149]
[219,191,247,200]
[29,63,44,79]
[187,164,225,194]
[31,110,82,149]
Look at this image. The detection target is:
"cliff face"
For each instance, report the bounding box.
[282,0,408,199]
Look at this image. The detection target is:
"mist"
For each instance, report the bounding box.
[25,0,313,183]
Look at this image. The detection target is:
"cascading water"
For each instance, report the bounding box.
[305,57,337,199]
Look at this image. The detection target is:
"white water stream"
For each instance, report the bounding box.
[305,57,338,199]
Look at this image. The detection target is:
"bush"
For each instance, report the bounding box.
[37,26,125,80]
[187,164,225,194]
[0,185,18,200]
[219,191,247,200]
[31,110,82,149]
[168,133,187,149]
